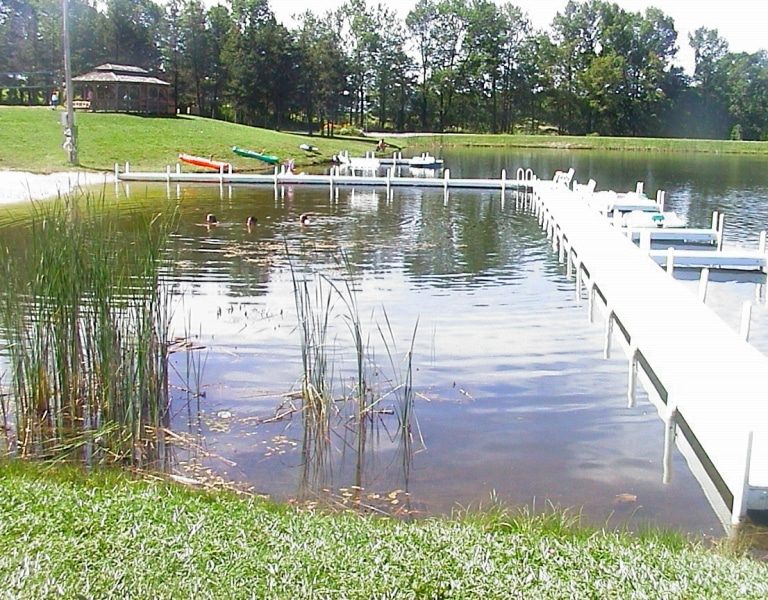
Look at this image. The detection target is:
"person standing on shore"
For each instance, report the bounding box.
[50,90,59,110]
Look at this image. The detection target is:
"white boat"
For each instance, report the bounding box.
[408,152,444,168]
[335,151,380,171]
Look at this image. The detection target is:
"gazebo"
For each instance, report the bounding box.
[72,64,174,114]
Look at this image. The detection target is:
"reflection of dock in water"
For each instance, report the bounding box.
[531,175,768,528]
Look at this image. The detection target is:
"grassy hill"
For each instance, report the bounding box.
[0,106,385,173]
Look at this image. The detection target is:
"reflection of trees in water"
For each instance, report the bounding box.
[403,191,541,285]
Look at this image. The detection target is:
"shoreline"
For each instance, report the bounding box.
[0,170,115,206]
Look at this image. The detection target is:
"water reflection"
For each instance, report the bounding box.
[4,148,768,536]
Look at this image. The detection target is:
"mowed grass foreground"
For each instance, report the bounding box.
[1,461,766,599]
[0,106,381,173]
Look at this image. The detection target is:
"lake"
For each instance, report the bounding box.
[4,147,768,537]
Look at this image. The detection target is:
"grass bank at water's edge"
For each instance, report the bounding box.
[4,106,768,176]
[396,133,768,155]
[0,459,766,599]
[0,106,383,173]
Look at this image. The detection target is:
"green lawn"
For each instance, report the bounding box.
[4,106,768,176]
[1,460,766,599]
[0,106,385,173]
[405,132,768,154]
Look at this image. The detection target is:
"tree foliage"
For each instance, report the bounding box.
[2,0,768,140]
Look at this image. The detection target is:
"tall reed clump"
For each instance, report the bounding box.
[0,195,176,467]
[289,249,421,492]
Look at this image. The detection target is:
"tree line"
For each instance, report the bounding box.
[2,0,767,140]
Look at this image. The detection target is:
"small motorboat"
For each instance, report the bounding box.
[178,153,231,171]
[232,145,279,164]
[408,152,444,168]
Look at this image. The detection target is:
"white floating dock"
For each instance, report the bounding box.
[648,248,767,272]
[533,178,768,525]
[624,228,720,246]
[116,163,534,192]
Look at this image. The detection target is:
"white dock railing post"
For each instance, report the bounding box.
[640,230,651,254]
[717,213,726,251]
[731,431,754,525]
[114,162,119,178]
[125,161,130,174]
[604,308,614,359]
[666,247,675,276]
[166,165,171,184]
[443,168,450,193]
[273,165,278,186]
[759,231,766,254]
[176,163,180,174]
[662,404,677,484]
[627,345,638,408]
[698,268,710,303]
[740,301,753,341]
[636,181,644,195]
[588,284,595,324]
[575,261,583,301]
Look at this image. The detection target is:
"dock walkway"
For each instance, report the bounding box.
[533,179,768,523]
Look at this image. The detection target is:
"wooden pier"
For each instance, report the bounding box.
[532,178,768,525]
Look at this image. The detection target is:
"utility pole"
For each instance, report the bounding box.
[62,0,77,164]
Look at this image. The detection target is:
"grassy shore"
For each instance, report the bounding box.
[4,106,768,176]
[0,106,382,173]
[398,133,768,154]
[1,460,766,599]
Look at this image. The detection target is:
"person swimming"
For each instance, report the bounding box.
[206,213,218,224]
[299,213,310,225]
[246,216,257,227]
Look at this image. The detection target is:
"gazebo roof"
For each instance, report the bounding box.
[73,63,170,86]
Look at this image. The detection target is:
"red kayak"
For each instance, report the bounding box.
[178,153,232,171]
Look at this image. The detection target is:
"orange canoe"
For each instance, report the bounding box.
[178,153,232,171]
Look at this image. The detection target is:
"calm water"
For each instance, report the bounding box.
[5,148,768,537]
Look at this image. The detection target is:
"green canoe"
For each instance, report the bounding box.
[232,145,279,164]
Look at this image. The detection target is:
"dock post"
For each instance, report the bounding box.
[698,268,710,303]
[125,161,130,174]
[273,166,278,187]
[640,230,651,253]
[604,308,614,359]
[717,213,726,251]
[627,345,638,408]
[176,163,180,174]
[588,284,595,323]
[575,261,583,301]
[443,168,450,194]
[386,167,391,195]
[566,246,573,278]
[662,406,677,484]
[740,301,752,341]
[501,169,506,209]
[759,231,766,254]
[166,165,171,184]
[114,163,119,178]
[731,431,754,525]
[666,247,675,276]
[636,181,644,195]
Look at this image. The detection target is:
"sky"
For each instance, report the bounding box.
[247,0,768,74]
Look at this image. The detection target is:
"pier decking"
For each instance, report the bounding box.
[532,179,768,524]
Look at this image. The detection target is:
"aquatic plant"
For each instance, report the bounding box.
[0,195,176,466]
[289,248,422,498]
